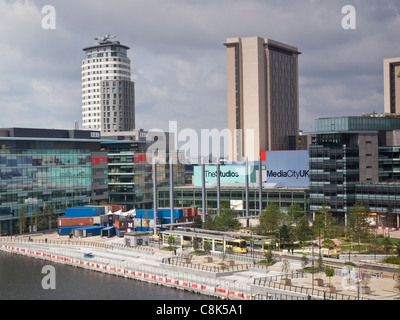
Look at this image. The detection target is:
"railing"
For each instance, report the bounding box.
[259,281,365,300]
[161,258,250,273]
[253,270,305,285]
[0,237,154,253]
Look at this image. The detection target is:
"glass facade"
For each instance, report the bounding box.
[0,148,93,235]
[102,141,185,210]
[309,143,359,215]
[315,116,400,132]
[310,117,400,222]
[157,186,309,217]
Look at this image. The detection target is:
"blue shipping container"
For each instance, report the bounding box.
[65,207,102,218]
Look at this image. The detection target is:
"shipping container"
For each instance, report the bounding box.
[72,226,105,238]
[57,226,74,236]
[111,204,127,212]
[101,226,115,238]
[65,207,104,218]
[57,217,94,227]
[159,208,184,219]
[114,219,134,231]
[115,228,126,238]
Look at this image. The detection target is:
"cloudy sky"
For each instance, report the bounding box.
[0,0,399,137]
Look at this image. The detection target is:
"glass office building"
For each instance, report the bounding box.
[157,186,309,217]
[101,140,185,209]
[310,115,400,227]
[0,128,107,235]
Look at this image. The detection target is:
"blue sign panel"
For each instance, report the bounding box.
[264,150,309,187]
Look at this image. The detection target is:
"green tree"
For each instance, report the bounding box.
[294,214,311,242]
[258,203,283,234]
[44,205,56,230]
[17,206,27,234]
[325,267,335,287]
[288,203,305,224]
[31,207,41,232]
[208,204,241,232]
[382,237,393,255]
[203,215,216,230]
[192,215,203,229]
[347,203,372,252]
[279,224,292,248]
[312,205,334,239]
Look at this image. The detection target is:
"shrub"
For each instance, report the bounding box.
[383,256,400,265]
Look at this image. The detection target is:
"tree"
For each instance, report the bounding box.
[44,205,56,230]
[347,203,372,252]
[281,259,290,275]
[279,224,292,248]
[17,206,27,234]
[325,267,335,287]
[167,235,176,249]
[294,214,311,242]
[312,205,334,239]
[382,237,393,255]
[288,203,306,224]
[31,208,41,232]
[192,216,203,229]
[301,254,310,269]
[214,206,241,231]
[205,204,241,232]
[258,203,283,234]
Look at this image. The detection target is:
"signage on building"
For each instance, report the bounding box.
[230,200,243,211]
[193,165,256,186]
[262,150,309,188]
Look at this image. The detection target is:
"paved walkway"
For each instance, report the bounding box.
[2,232,399,300]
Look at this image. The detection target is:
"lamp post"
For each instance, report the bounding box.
[311,235,314,290]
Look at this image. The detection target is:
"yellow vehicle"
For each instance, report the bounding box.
[182,236,192,247]
[263,240,279,252]
[226,239,247,254]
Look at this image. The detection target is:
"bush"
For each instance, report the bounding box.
[383,256,400,265]
[322,239,335,247]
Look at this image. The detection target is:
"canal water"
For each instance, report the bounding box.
[0,251,214,300]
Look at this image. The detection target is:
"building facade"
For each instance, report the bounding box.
[384,57,400,114]
[101,139,185,210]
[158,185,309,218]
[309,115,400,227]
[81,36,135,133]
[224,37,301,161]
[0,128,108,235]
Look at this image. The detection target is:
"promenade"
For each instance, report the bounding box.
[1,231,399,301]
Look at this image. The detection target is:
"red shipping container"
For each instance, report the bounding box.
[111,204,127,212]
[58,217,94,227]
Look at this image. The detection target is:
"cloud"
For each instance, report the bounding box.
[0,0,399,137]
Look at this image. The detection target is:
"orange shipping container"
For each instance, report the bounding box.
[58,217,94,227]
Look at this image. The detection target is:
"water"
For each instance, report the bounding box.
[0,251,214,300]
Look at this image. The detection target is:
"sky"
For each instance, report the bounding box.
[0,0,400,138]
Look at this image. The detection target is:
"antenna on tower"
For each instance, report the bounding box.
[94,35,116,44]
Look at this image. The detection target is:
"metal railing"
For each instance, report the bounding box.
[161,257,250,273]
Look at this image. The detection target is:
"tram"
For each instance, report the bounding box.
[161,230,248,254]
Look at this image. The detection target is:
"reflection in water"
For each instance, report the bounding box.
[0,251,214,300]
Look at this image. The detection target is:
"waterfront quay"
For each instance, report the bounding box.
[1,232,399,300]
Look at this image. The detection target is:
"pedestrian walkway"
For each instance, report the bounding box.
[1,232,399,300]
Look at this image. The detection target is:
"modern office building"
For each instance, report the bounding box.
[101,136,185,210]
[81,35,135,133]
[309,115,400,227]
[0,128,108,235]
[224,37,301,161]
[384,57,400,114]
[157,185,309,218]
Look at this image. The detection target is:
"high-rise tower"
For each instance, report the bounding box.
[224,37,300,161]
[81,35,135,133]
[384,57,400,114]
